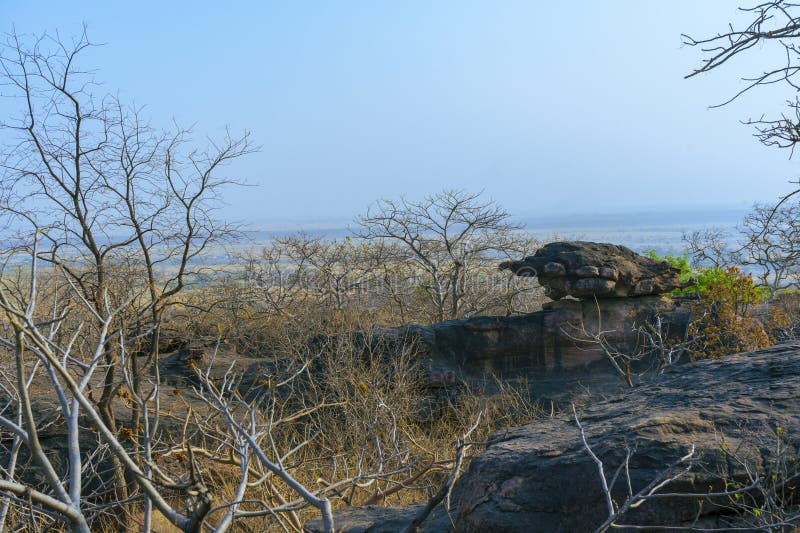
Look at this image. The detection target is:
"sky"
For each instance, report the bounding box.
[2,1,799,228]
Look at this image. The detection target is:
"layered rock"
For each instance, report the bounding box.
[500,241,684,300]
[389,295,691,398]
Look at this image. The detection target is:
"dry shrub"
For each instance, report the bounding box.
[175,312,544,530]
[764,291,800,341]
[687,267,772,359]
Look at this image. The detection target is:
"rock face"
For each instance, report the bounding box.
[391,295,691,399]
[500,241,683,300]
[450,343,800,532]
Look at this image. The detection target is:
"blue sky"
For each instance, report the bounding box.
[3,1,798,226]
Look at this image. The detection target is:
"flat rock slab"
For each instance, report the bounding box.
[500,241,683,300]
[303,503,452,533]
[450,343,800,531]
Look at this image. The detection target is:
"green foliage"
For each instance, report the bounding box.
[643,250,693,284]
[644,251,777,359]
[643,250,770,300]
[687,266,772,359]
[643,249,703,295]
[687,266,766,299]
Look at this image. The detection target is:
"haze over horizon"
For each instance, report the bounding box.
[3,1,799,225]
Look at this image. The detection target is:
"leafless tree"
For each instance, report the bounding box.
[684,1,800,133]
[276,234,380,312]
[191,352,336,532]
[0,29,256,530]
[356,189,528,322]
[0,29,253,517]
[240,242,311,318]
[739,201,800,293]
[683,228,734,269]
[363,240,422,323]
[684,1,800,202]
[0,236,217,532]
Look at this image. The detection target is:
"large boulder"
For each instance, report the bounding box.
[450,343,800,531]
[500,241,684,300]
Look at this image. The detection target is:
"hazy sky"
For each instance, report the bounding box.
[3,1,799,226]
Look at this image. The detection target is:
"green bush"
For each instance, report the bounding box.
[643,250,693,285]
[642,250,770,300]
[643,251,777,358]
[686,266,772,358]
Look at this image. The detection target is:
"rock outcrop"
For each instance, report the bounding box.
[390,295,691,399]
[303,343,800,532]
[451,342,800,531]
[500,241,684,300]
